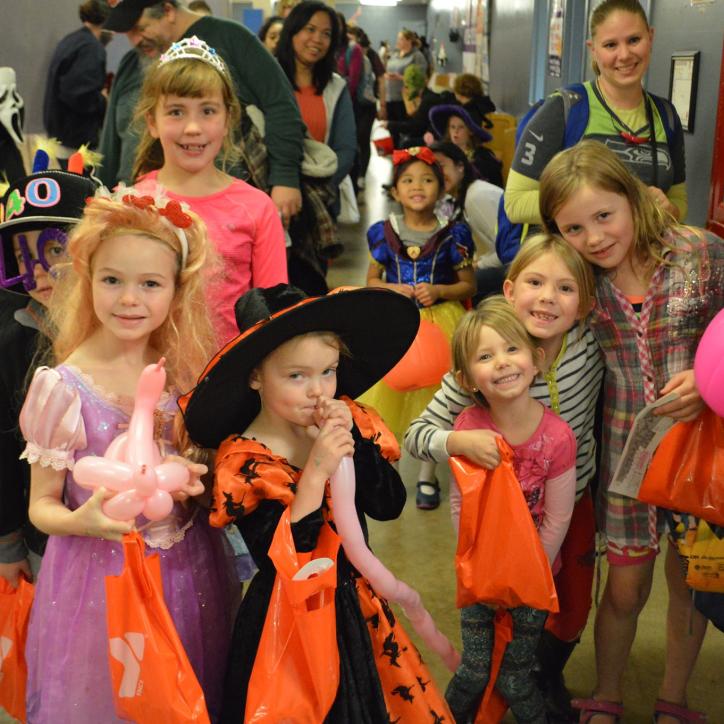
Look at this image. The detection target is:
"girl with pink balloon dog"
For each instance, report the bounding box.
[180,284,457,723]
[18,190,238,723]
[540,140,723,724]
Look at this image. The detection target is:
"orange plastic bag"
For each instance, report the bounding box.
[105,531,209,723]
[474,610,513,724]
[246,508,341,724]
[0,576,34,723]
[639,408,724,526]
[450,440,559,613]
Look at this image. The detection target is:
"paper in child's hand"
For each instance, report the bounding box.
[609,393,678,499]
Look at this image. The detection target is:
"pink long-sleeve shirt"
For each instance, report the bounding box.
[135,173,287,345]
[452,404,577,567]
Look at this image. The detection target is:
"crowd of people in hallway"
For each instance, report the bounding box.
[0,0,721,723]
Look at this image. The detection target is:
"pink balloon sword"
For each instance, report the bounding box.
[330,456,461,671]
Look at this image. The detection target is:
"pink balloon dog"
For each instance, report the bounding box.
[74,358,190,521]
[330,456,461,672]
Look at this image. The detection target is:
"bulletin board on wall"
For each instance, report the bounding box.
[462,0,489,87]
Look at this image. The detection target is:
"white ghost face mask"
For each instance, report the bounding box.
[0,67,24,146]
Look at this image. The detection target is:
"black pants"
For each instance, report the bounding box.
[354,101,377,180]
[385,100,407,147]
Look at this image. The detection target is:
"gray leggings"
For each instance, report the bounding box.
[445,604,548,724]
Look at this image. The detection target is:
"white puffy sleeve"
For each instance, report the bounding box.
[19,367,86,471]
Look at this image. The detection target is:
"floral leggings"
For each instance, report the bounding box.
[445,604,548,723]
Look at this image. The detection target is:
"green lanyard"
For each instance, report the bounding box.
[543,334,567,414]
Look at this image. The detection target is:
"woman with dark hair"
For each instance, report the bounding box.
[276,1,355,179]
[258,15,284,54]
[275,1,356,293]
[430,141,504,300]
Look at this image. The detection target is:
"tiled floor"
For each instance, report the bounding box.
[330,149,724,723]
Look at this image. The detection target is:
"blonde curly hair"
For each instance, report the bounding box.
[52,190,217,397]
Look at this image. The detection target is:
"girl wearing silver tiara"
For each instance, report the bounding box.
[133,36,288,346]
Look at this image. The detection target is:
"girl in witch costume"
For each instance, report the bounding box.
[179,284,454,723]
[361,146,475,509]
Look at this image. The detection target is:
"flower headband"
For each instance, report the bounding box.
[159,36,228,77]
[392,146,438,167]
[86,188,192,269]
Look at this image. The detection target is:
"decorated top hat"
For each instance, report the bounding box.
[0,151,100,293]
[179,284,420,449]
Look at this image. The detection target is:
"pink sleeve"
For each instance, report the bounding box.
[538,465,576,564]
[19,368,86,471]
[251,195,288,288]
[449,473,461,534]
[548,421,576,479]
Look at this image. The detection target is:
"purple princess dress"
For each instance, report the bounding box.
[19,365,238,724]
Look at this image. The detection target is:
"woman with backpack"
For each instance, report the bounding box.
[503,0,686,240]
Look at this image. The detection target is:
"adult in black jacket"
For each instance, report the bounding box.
[43,1,108,152]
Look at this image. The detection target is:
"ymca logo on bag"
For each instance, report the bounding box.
[109,632,145,698]
[0,636,13,678]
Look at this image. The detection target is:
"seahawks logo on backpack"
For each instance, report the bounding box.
[495,82,679,264]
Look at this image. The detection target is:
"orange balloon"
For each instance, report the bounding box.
[383,319,450,391]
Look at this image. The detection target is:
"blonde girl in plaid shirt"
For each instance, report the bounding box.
[540,140,722,724]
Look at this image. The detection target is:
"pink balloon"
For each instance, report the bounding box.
[74,456,133,492]
[74,359,190,522]
[143,490,174,521]
[330,457,461,672]
[103,490,146,521]
[694,309,724,417]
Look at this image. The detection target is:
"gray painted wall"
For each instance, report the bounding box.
[337,4,429,56]
[425,4,464,76]
[646,0,724,226]
[488,0,536,117]
[0,0,86,135]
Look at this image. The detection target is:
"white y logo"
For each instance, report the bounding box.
[109,632,145,697]
[0,636,13,667]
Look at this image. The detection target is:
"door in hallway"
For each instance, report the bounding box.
[707,40,724,238]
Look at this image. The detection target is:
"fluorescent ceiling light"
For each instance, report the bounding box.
[360,0,399,6]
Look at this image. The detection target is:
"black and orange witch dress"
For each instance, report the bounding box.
[211,399,453,723]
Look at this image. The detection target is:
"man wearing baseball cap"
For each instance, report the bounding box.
[99,0,304,224]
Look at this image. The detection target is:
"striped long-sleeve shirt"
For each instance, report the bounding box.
[403,324,604,497]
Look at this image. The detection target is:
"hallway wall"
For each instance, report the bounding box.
[488,0,535,117]
[337,3,429,52]
[647,0,724,225]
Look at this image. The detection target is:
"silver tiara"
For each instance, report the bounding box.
[158,36,228,76]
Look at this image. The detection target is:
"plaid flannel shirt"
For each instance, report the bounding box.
[589,228,723,550]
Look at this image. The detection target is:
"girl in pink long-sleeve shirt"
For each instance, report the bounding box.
[132,36,287,345]
[445,296,576,724]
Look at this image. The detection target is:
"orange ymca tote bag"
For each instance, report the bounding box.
[105,531,209,723]
[0,576,34,723]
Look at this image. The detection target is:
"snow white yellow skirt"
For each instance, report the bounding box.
[357,299,465,441]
